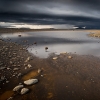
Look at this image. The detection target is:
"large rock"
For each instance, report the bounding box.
[21,88,29,95]
[24,79,38,85]
[13,85,24,91]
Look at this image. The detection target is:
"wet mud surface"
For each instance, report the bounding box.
[0,40,100,100]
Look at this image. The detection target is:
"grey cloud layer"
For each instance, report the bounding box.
[0,0,100,28]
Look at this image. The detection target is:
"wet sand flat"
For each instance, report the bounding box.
[0,29,100,100]
[0,39,100,100]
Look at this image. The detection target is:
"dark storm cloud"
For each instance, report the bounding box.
[0,0,100,28]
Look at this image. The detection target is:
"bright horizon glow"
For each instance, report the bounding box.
[0,22,75,29]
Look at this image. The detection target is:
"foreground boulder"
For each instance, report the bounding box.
[13,85,24,91]
[21,88,29,95]
[24,79,38,85]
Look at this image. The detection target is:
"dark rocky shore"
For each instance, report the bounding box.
[0,39,100,100]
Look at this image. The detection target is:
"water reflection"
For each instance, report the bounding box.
[0,31,100,58]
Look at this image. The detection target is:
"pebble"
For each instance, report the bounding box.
[28,64,32,68]
[38,69,42,73]
[68,56,72,59]
[12,75,15,77]
[25,57,30,62]
[7,97,13,100]
[0,67,6,70]
[13,68,19,71]
[7,68,10,70]
[18,73,22,77]
[41,75,43,77]
[10,61,13,64]
[0,76,5,82]
[21,88,29,95]
[24,79,38,85]
[53,57,58,60]
[19,83,22,85]
[25,67,27,69]
[6,81,9,83]
[13,85,24,91]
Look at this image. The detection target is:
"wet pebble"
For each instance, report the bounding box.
[21,88,29,95]
[13,85,24,91]
[24,79,38,85]
[38,68,42,73]
[28,64,32,68]
[13,68,19,71]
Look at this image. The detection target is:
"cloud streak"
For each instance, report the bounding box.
[0,0,100,29]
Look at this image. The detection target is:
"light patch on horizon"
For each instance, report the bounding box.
[0,22,75,29]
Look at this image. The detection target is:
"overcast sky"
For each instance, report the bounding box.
[0,0,100,29]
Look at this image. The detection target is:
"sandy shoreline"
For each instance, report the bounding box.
[0,38,100,100]
[1,28,100,39]
[0,28,100,33]
[86,30,100,38]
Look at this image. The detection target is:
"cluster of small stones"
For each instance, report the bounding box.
[0,39,33,88]
[6,78,38,100]
[7,67,42,99]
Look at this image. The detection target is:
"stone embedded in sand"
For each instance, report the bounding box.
[21,88,29,95]
[68,56,72,59]
[6,81,9,83]
[38,69,42,73]
[0,67,6,70]
[0,76,5,82]
[25,67,27,69]
[24,79,38,85]
[25,57,30,62]
[10,61,13,64]
[13,68,19,71]
[13,53,17,55]
[41,75,43,77]
[28,64,32,68]
[19,83,22,85]
[18,73,22,77]
[0,63,3,66]
[45,47,48,51]
[53,57,58,60]
[7,68,10,70]
[18,35,21,37]
[7,97,13,100]
[13,85,24,91]
[60,52,67,54]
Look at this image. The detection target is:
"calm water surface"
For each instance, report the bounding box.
[1,31,100,58]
